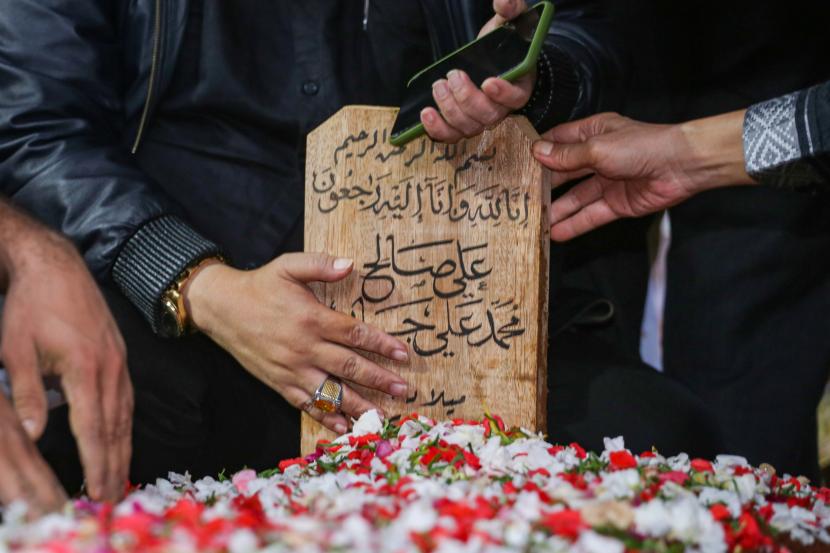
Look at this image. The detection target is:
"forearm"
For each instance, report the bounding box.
[678,110,757,194]
[0,199,23,289]
[669,82,830,193]
[0,200,68,291]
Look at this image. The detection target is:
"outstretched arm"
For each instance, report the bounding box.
[531,81,830,241]
[532,111,755,241]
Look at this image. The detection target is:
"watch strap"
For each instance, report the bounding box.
[166,255,225,335]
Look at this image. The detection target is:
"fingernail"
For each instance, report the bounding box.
[433,80,449,100]
[391,349,408,362]
[390,383,408,397]
[88,483,102,500]
[421,108,434,124]
[447,70,463,91]
[333,258,353,271]
[482,78,499,95]
[21,419,38,437]
[534,140,553,156]
[334,423,347,434]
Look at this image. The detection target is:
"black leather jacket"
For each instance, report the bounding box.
[0,0,624,331]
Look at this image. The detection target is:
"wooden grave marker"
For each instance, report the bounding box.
[302,106,550,454]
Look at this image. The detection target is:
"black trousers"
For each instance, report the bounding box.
[38,288,723,493]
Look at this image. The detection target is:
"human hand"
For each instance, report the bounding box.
[421,0,535,143]
[0,224,132,504]
[0,393,67,517]
[532,111,755,241]
[185,253,410,435]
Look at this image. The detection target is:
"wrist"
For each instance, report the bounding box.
[677,110,757,193]
[0,205,43,286]
[2,227,77,288]
[184,262,238,334]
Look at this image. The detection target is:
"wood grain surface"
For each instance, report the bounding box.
[302,106,550,454]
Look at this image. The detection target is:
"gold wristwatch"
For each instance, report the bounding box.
[159,256,224,338]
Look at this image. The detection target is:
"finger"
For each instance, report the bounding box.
[479,0,527,35]
[478,0,527,37]
[283,386,348,435]
[533,140,596,173]
[2,341,48,440]
[98,349,132,502]
[481,76,533,110]
[318,310,408,361]
[0,450,66,519]
[446,70,508,127]
[494,0,527,20]
[17,440,67,517]
[549,176,605,227]
[478,16,506,37]
[337,381,380,421]
[551,168,595,188]
[61,365,108,501]
[0,453,25,511]
[314,343,408,398]
[116,371,134,500]
[432,78,482,136]
[0,399,66,517]
[278,252,354,284]
[300,369,381,422]
[421,107,464,144]
[540,112,627,144]
[551,197,620,242]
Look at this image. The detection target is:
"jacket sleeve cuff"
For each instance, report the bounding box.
[743,88,824,188]
[112,216,222,334]
[519,44,580,132]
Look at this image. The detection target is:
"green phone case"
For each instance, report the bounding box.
[389,0,555,147]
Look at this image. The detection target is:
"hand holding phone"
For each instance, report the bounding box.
[390,1,554,146]
[421,67,535,144]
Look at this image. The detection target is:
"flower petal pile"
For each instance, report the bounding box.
[2,411,830,553]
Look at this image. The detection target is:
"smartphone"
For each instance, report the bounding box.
[389,1,554,147]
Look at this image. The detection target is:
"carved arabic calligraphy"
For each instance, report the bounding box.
[354,234,525,358]
[404,388,467,417]
[312,129,529,226]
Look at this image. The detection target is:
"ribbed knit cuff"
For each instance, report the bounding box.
[112,216,221,334]
[743,89,822,188]
[519,44,580,132]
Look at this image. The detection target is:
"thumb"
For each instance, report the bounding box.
[479,0,526,37]
[541,113,627,144]
[478,16,506,37]
[3,343,48,440]
[533,140,596,173]
[277,252,354,284]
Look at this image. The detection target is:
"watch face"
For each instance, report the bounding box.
[160,301,182,338]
